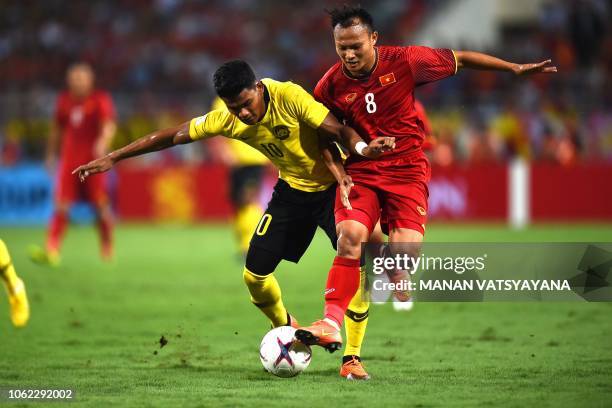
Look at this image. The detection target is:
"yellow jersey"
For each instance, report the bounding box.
[210,97,268,166]
[190,78,335,192]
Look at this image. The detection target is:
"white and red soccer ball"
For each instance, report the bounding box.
[259,326,312,377]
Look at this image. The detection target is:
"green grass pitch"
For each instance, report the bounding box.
[1,223,611,407]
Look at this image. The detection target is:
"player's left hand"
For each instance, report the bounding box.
[339,175,354,210]
[72,156,114,182]
[512,60,557,76]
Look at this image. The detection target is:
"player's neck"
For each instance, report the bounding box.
[70,90,92,100]
[255,84,271,123]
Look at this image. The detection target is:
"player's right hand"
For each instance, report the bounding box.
[339,174,354,210]
[72,156,114,182]
[363,136,395,159]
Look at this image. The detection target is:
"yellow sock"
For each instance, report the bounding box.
[235,203,263,253]
[243,267,288,327]
[0,239,19,292]
[344,266,370,357]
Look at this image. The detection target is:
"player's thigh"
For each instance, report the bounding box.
[250,182,318,263]
[313,185,339,251]
[381,178,429,237]
[334,182,380,235]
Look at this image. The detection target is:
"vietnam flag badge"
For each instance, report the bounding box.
[379,72,396,86]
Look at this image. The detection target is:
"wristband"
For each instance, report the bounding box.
[355,141,368,156]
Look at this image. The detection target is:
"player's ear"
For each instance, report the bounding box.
[255,81,264,94]
[371,31,378,46]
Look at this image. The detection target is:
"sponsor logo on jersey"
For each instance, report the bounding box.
[345,92,357,103]
[417,206,427,216]
[272,125,290,140]
[324,288,335,295]
[379,72,396,86]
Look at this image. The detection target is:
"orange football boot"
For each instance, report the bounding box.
[340,356,370,380]
[295,319,342,353]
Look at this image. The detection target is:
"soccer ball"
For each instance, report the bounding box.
[259,326,312,378]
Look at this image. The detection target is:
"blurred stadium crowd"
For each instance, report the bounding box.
[1,0,611,166]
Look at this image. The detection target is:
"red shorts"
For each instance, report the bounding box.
[335,151,430,235]
[55,161,108,205]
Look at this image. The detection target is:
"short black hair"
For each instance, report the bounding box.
[213,60,256,99]
[327,5,374,32]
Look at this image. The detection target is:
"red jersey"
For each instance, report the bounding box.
[55,90,115,164]
[314,45,455,162]
[414,99,435,151]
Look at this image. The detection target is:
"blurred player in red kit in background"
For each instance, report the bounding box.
[30,63,117,266]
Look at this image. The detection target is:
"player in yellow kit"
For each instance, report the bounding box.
[73,60,395,379]
[208,97,268,257]
[1,239,30,327]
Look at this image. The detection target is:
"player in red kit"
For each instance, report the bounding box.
[30,63,117,266]
[295,6,557,378]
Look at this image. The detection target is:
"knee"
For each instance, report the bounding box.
[243,267,265,287]
[245,246,281,276]
[94,202,112,217]
[337,224,368,259]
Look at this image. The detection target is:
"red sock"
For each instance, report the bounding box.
[324,256,361,328]
[46,211,68,252]
[97,214,113,258]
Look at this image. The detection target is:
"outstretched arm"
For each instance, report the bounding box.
[454,51,557,75]
[72,121,193,181]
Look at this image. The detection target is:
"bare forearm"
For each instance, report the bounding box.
[455,51,557,75]
[455,51,516,71]
[339,126,365,156]
[320,142,346,183]
[107,123,190,163]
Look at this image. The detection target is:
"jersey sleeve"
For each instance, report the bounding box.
[403,46,457,86]
[282,82,330,129]
[98,92,116,121]
[313,79,328,105]
[188,110,230,140]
